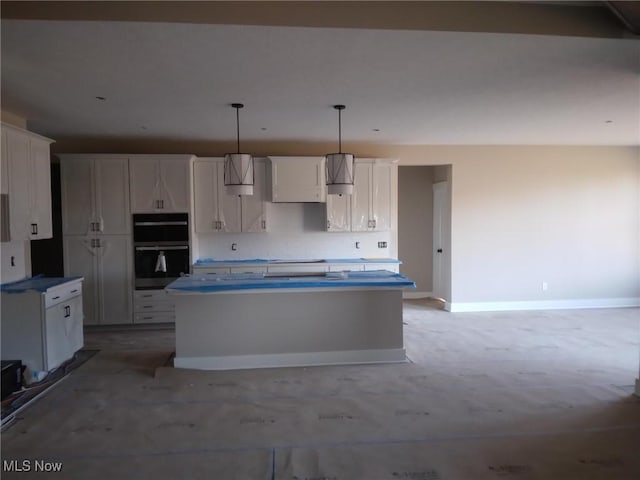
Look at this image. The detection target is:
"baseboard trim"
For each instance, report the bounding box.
[174,348,407,371]
[447,297,640,313]
[403,291,433,299]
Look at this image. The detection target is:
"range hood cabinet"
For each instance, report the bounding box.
[269,156,326,203]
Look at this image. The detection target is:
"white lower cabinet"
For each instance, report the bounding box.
[134,290,175,324]
[64,235,133,325]
[1,279,83,375]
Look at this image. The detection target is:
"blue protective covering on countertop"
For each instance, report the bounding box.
[166,270,415,293]
[194,257,400,266]
[0,275,83,293]
[194,258,270,265]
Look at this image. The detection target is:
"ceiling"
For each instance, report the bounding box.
[1,2,639,147]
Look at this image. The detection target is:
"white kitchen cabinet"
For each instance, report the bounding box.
[1,278,83,375]
[133,289,175,324]
[193,157,267,233]
[326,191,351,232]
[193,158,241,233]
[130,155,193,213]
[352,161,391,232]
[270,156,326,203]
[326,159,392,232]
[64,234,133,325]
[1,123,54,241]
[241,159,268,232]
[60,155,131,235]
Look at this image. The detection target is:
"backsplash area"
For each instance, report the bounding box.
[193,202,394,261]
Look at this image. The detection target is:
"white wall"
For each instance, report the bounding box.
[449,148,639,308]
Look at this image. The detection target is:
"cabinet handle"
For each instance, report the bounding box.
[372,219,377,229]
[31,223,38,235]
[96,238,101,248]
[261,220,266,230]
[142,294,152,298]
[143,305,153,309]
[160,200,164,209]
[64,305,71,317]
[327,220,331,230]
[52,296,60,300]
[71,289,78,293]
[143,316,153,320]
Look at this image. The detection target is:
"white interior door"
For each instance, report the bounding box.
[432,182,447,300]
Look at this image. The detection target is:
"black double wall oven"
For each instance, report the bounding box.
[133,213,189,290]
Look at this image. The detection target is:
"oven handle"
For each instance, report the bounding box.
[135,246,189,251]
[134,221,188,226]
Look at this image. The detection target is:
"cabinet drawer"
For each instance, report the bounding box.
[134,312,175,324]
[267,264,328,273]
[328,264,365,272]
[44,282,82,309]
[194,267,231,275]
[134,290,171,302]
[229,266,268,274]
[134,302,175,314]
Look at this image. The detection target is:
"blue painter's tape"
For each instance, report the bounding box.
[166,270,415,293]
[0,275,83,293]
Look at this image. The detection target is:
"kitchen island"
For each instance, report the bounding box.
[166,270,415,370]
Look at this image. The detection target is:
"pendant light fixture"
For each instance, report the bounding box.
[224,103,254,196]
[326,104,354,195]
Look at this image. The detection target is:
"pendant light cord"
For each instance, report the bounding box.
[236,106,240,154]
[338,108,342,154]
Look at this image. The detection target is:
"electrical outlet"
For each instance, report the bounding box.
[377,241,387,248]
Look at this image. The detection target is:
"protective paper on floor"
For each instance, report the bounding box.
[1,303,639,479]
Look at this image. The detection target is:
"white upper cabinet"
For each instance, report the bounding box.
[241,159,267,232]
[193,157,267,233]
[193,158,241,233]
[60,155,131,235]
[326,159,392,232]
[270,156,326,203]
[1,123,54,241]
[130,155,193,213]
[352,161,391,232]
[326,192,351,232]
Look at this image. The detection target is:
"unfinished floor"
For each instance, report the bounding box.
[2,300,639,479]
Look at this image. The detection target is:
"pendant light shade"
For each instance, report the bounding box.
[326,105,354,195]
[224,103,254,196]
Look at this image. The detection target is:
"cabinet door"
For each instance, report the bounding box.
[95,157,131,234]
[61,158,95,235]
[64,236,98,325]
[7,128,31,240]
[240,160,265,232]
[217,162,241,232]
[1,130,8,195]
[326,193,351,232]
[193,160,218,233]
[45,294,83,371]
[371,164,391,231]
[130,158,161,212]
[29,137,53,239]
[159,158,191,212]
[271,157,326,202]
[97,235,132,324]
[351,163,371,232]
